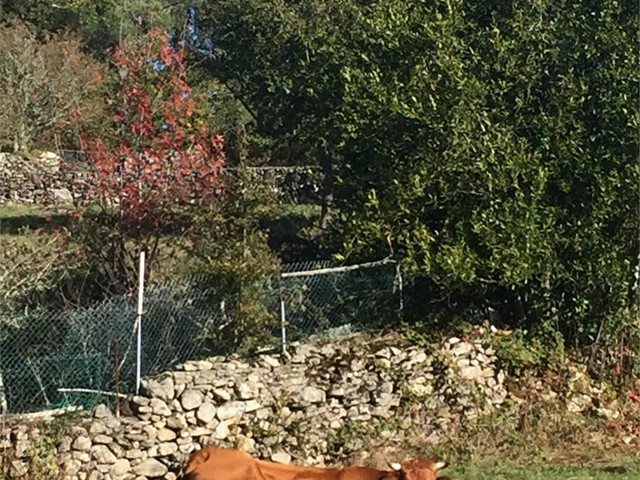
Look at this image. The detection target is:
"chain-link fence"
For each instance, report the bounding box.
[0,297,137,414]
[0,258,400,414]
[279,259,401,346]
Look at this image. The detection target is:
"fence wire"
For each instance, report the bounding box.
[281,260,400,342]
[0,259,399,414]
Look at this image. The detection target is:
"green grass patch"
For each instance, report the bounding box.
[447,460,640,479]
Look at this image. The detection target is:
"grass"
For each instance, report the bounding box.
[354,368,640,480]
[446,461,640,479]
[0,201,324,302]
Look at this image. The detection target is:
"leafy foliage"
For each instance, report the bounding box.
[0,0,637,371]
[70,29,225,296]
[0,20,106,151]
[194,0,364,226]
[0,0,78,33]
[186,165,282,352]
[329,0,638,351]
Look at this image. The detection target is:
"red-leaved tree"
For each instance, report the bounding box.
[71,29,226,295]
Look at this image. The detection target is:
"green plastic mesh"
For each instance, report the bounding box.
[0,260,400,414]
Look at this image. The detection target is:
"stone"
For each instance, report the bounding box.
[72,450,91,463]
[567,393,592,413]
[93,404,113,419]
[244,400,262,413]
[237,435,256,453]
[89,422,108,435]
[328,386,345,397]
[188,426,210,437]
[299,386,326,404]
[407,383,433,397]
[133,459,168,477]
[457,358,470,368]
[181,390,205,411]
[375,347,392,359]
[126,449,143,459]
[132,396,149,407]
[377,358,392,369]
[216,401,246,421]
[459,365,483,381]
[182,359,214,371]
[150,398,172,416]
[59,436,73,453]
[214,421,230,440]
[110,442,125,458]
[4,329,613,479]
[10,460,28,477]
[260,355,281,368]
[212,388,232,402]
[91,445,117,464]
[236,383,255,400]
[144,425,159,441]
[73,436,92,452]
[271,452,292,464]
[143,377,175,402]
[197,402,217,424]
[451,342,473,356]
[111,459,131,477]
[88,469,102,479]
[157,428,177,442]
[167,414,188,430]
[157,442,178,456]
[93,434,113,444]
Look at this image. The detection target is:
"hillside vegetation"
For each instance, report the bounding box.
[0,0,638,471]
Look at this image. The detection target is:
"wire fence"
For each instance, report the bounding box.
[0,258,401,414]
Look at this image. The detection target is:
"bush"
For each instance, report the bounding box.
[185,165,283,353]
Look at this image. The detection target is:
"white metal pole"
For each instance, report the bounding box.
[396,262,404,311]
[135,251,146,395]
[277,271,287,355]
[280,298,287,355]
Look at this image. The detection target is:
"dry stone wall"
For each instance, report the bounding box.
[0,151,86,206]
[0,329,621,480]
[0,151,318,208]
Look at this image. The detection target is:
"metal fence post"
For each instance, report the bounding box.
[396,262,404,312]
[114,339,120,418]
[277,270,287,355]
[135,251,146,395]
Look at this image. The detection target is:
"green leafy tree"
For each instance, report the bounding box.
[0,0,77,32]
[192,0,638,359]
[60,0,184,54]
[332,0,638,353]
[186,165,282,353]
[196,0,362,229]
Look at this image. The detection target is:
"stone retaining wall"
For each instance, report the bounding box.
[0,151,88,206]
[0,151,320,208]
[0,329,621,480]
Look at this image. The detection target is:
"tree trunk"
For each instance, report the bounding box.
[319,146,334,231]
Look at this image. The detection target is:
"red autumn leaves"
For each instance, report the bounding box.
[80,29,225,232]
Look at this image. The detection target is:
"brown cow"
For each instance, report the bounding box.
[180,446,451,480]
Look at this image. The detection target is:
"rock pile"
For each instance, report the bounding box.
[7,329,636,480]
[1,332,510,479]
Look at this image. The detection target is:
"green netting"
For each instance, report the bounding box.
[280,261,400,342]
[0,260,400,414]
